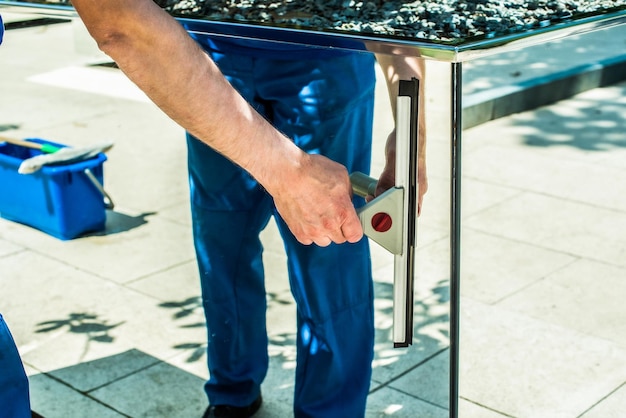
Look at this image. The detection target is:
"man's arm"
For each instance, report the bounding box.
[374,54,428,215]
[71,0,362,246]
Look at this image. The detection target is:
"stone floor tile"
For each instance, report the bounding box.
[260,250,291,291]
[464,192,626,268]
[416,176,453,231]
[0,237,22,257]
[460,229,576,304]
[89,361,207,418]
[127,260,203,303]
[463,143,626,212]
[458,399,511,418]
[1,250,125,346]
[0,251,206,376]
[503,82,626,163]
[258,217,286,251]
[461,177,522,219]
[0,214,196,283]
[29,372,126,418]
[159,201,193,227]
[388,349,450,409]
[500,259,626,349]
[579,382,626,418]
[0,23,91,74]
[162,346,209,382]
[371,284,450,386]
[1,85,115,134]
[23,313,205,392]
[266,294,297,341]
[27,65,149,103]
[460,298,626,417]
[43,349,162,393]
[366,386,448,418]
[253,356,297,417]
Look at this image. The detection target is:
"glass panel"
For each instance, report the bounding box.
[367,56,455,416]
[458,24,626,417]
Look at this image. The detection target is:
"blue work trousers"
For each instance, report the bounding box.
[0,314,31,418]
[187,49,377,417]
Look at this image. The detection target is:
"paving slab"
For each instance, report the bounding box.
[2,250,207,371]
[460,228,576,305]
[457,400,510,418]
[464,191,626,267]
[500,258,626,349]
[29,372,126,418]
[460,298,626,418]
[0,213,196,283]
[89,359,207,418]
[366,386,448,418]
[580,383,626,418]
[387,349,450,409]
[463,83,626,215]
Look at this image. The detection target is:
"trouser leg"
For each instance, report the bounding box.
[188,136,272,407]
[257,53,376,417]
[0,314,31,418]
[279,230,375,418]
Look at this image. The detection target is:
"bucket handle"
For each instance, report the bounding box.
[83,168,114,210]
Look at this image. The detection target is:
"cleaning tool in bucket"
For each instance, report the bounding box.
[0,136,114,209]
[0,136,114,174]
[0,136,113,239]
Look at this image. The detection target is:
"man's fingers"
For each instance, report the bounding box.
[290,216,362,247]
[340,214,364,243]
[314,236,333,247]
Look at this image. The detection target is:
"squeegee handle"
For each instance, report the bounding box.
[350,172,378,198]
[0,136,61,153]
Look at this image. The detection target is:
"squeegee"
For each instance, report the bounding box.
[351,78,420,348]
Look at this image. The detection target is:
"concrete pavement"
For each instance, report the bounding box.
[1,11,626,418]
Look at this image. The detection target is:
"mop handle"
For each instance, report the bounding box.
[0,136,62,154]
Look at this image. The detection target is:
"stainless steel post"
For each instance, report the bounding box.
[449,61,463,418]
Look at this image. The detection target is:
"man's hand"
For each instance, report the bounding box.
[371,129,428,216]
[269,153,363,247]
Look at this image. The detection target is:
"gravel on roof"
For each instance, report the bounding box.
[157,0,626,41]
[16,0,626,41]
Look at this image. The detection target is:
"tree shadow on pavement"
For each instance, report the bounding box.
[514,82,626,151]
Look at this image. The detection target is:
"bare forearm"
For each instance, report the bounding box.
[70,0,363,245]
[375,53,428,213]
[72,0,302,190]
[375,53,427,158]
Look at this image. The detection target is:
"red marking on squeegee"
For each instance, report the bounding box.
[371,212,392,233]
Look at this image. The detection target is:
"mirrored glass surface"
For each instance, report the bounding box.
[458,23,626,417]
[3,3,624,417]
[365,55,454,417]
